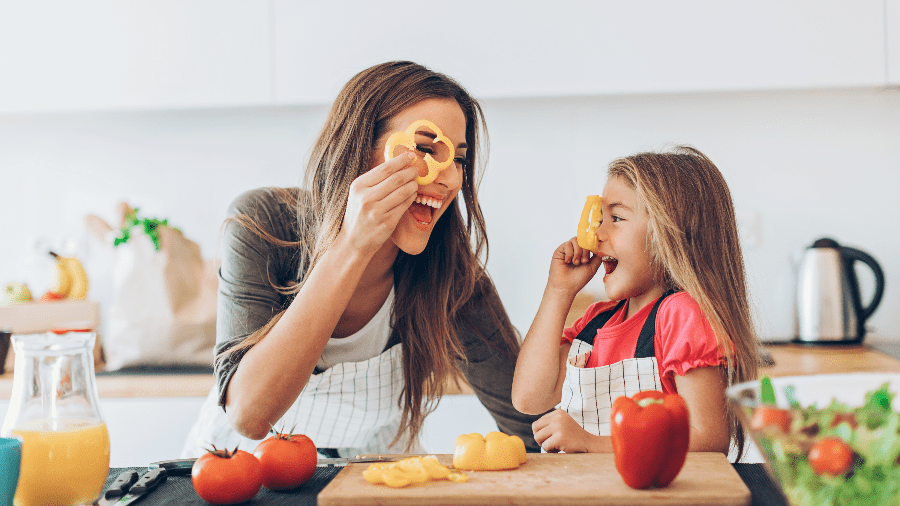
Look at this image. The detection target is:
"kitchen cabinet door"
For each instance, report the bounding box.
[0,1,271,114]
[272,0,885,105]
[889,0,900,84]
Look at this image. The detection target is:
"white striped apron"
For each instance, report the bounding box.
[557,292,675,436]
[181,342,409,458]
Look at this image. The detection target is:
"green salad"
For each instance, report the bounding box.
[753,381,900,506]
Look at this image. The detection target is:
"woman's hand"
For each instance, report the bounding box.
[339,152,419,255]
[547,237,603,296]
[532,408,610,453]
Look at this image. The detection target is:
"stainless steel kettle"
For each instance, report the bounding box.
[795,238,885,343]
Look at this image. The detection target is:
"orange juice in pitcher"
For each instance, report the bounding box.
[1,332,110,506]
[12,418,110,506]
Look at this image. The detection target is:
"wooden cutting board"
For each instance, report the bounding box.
[317,452,751,506]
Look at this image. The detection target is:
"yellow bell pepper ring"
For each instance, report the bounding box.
[383,119,456,186]
[452,432,527,471]
[576,195,602,252]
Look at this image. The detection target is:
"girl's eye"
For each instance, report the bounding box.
[454,156,469,169]
[415,145,435,155]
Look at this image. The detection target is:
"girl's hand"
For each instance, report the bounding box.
[339,152,419,255]
[532,408,600,453]
[547,237,603,295]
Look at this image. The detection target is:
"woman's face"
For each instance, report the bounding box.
[371,98,468,255]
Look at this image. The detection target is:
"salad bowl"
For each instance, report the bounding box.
[727,372,900,506]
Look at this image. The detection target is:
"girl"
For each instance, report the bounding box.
[511,146,759,459]
[182,61,541,458]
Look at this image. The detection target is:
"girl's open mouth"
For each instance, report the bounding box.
[409,195,443,226]
[601,256,618,275]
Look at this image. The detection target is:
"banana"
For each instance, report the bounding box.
[48,252,89,299]
[48,252,72,296]
[63,257,88,299]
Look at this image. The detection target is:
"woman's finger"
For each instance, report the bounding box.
[355,152,417,188]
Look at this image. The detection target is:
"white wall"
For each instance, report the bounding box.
[2,87,899,343]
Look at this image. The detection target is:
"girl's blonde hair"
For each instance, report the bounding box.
[217,61,520,450]
[608,146,760,459]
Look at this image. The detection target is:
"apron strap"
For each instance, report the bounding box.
[633,289,679,359]
[573,300,627,345]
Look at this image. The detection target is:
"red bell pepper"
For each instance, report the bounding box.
[610,390,690,489]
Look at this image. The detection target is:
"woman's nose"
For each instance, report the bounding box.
[433,164,461,189]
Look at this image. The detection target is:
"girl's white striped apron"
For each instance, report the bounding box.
[181,343,409,458]
[557,291,675,436]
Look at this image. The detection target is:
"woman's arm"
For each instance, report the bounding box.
[455,285,546,452]
[224,154,419,439]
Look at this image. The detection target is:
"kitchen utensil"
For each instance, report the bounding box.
[0,331,110,505]
[726,372,900,506]
[795,237,884,343]
[96,468,166,506]
[318,453,751,506]
[0,437,22,506]
[150,456,396,476]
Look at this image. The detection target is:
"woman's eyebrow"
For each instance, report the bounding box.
[415,130,467,149]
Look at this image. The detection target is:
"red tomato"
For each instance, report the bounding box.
[808,437,853,476]
[750,406,792,433]
[191,447,262,505]
[253,432,317,490]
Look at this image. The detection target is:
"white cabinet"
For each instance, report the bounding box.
[889,0,900,84]
[0,1,890,113]
[0,1,271,114]
[272,1,886,105]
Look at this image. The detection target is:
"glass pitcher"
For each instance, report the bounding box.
[1,332,110,506]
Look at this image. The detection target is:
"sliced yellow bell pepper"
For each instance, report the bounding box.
[452,432,527,471]
[363,456,462,488]
[576,195,602,252]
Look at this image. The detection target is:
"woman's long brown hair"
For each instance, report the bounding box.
[216,61,519,450]
[607,146,761,460]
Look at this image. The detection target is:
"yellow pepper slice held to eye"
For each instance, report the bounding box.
[576,195,602,253]
[383,119,455,186]
[453,432,527,471]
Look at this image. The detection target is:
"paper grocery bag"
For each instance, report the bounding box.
[103,225,218,371]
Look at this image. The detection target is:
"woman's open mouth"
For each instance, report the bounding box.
[409,195,443,227]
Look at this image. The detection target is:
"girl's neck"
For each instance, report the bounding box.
[624,285,667,320]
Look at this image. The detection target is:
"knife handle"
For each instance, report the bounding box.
[104,470,140,500]
[150,458,196,476]
[130,468,167,494]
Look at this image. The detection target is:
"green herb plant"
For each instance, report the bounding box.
[112,208,178,251]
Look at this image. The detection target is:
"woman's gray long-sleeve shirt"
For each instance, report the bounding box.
[213,187,542,452]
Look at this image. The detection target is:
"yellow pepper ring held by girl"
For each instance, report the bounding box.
[383,119,456,185]
[576,195,602,252]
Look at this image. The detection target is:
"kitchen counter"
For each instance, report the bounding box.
[1,343,898,399]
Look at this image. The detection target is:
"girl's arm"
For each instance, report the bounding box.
[512,237,602,415]
[225,153,419,439]
[673,365,731,453]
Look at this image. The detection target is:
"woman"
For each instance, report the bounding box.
[182,61,542,458]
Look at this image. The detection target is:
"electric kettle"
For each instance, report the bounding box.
[795,238,885,343]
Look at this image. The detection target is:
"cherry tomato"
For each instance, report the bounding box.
[750,406,792,433]
[191,446,262,505]
[808,437,853,476]
[253,432,317,490]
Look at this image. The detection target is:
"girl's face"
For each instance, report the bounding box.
[595,176,665,310]
[371,98,467,255]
